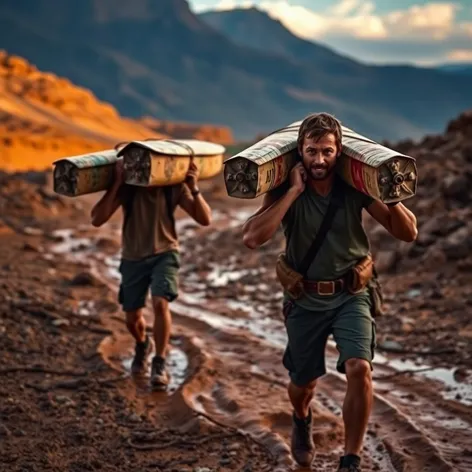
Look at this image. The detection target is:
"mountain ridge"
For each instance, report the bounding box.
[1,0,471,140]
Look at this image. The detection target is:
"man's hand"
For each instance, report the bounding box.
[185,160,199,192]
[289,162,306,195]
[114,158,125,187]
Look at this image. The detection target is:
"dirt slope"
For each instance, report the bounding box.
[0,52,167,172]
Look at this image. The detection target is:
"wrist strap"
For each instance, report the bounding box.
[191,189,200,197]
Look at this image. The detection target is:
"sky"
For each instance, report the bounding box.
[189,0,472,65]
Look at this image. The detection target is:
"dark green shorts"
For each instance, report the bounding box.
[118,251,180,312]
[282,293,376,386]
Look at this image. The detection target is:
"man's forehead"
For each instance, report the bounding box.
[303,133,337,147]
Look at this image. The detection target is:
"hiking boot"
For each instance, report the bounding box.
[130,335,152,374]
[338,466,362,472]
[338,455,362,471]
[150,355,169,390]
[290,409,315,467]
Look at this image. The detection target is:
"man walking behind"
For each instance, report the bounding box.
[242,113,417,471]
[91,158,211,389]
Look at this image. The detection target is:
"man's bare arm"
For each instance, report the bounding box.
[90,160,125,227]
[242,163,306,249]
[366,200,418,242]
[178,191,212,226]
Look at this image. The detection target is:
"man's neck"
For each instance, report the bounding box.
[307,174,335,197]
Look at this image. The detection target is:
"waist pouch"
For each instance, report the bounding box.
[347,254,373,294]
[275,253,304,300]
[276,252,385,317]
[348,253,385,318]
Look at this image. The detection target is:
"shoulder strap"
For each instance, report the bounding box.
[298,179,344,277]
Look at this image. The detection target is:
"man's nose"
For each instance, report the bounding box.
[313,152,324,164]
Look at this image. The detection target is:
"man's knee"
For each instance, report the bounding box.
[345,358,372,384]
[125,309,143,327]
[289,378,317,394]
[152,296,169,316]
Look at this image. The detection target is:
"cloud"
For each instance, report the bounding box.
[198,0,472,64]
[447,49,472,61]
[382,3,460,40]
[207,0,472,42]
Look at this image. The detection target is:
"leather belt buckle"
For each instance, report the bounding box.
[318,281,336,296]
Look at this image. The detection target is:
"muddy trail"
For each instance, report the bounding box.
[4,199,467,472]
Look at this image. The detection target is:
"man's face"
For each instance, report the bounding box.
[299,133,339,181]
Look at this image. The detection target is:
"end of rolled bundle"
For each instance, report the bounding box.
[53,161,79,197]
[52,150,118,197]
[224,156,260,198]
[122,146,152,186]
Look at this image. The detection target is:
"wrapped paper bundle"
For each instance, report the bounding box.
[117,139,225,186]
[53,150,118,197]
[224,121,417,204]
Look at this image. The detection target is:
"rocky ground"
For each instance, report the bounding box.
[1,112,472,471]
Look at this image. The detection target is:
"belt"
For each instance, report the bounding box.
[303,278,345,296]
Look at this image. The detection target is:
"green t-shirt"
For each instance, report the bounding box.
[276,178,373,311]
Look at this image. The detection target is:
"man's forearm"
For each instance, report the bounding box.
[243,187,300,249]
[388,203,418,241]
[91,182,121,226]
[191,193,212,226]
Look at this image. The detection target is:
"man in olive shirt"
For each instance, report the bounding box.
[91,159,211,389]
[242,113,417,471]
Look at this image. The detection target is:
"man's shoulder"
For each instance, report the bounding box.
[268,181,290,200]
[339,180,373,209]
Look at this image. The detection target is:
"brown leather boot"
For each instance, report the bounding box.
[150,355,169,390]
[338,454,362,471]
[290,409,315,467]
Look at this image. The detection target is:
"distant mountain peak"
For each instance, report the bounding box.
[200,7,357,67]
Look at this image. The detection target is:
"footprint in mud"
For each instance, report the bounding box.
[122,346,189,394]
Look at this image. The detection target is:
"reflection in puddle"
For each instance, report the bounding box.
[122,347,188,394]
[374,353,472,406]
[51,228,92,254]
[176,294,287,347]
[78,300,95,316]
[421,413,470,431]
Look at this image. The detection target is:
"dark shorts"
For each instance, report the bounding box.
[282,293,376,386]
[118,251,180,312]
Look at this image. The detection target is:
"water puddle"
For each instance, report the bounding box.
[77,300,95,316]
[374,353,472,406]
[122,346,188,394]
[50,226,472,408]
[50,229,92,254]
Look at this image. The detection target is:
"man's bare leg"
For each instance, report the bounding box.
[126,309,152,374]
[288,379,317,466]
[151,296,171,358]
[340,358,373,470]
[288,379,316,419]
[125,309,146,343]
[150,296,171,388]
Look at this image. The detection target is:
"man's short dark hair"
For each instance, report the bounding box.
[297,112,342,152]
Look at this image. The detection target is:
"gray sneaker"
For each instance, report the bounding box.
[130,335,152,374]
[290,409,315,467]
[150,356,169,390]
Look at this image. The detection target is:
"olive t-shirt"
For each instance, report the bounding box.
[273,179,373,311]
[119,184,193,261]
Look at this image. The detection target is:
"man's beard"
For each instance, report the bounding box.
[308,163,334,180]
